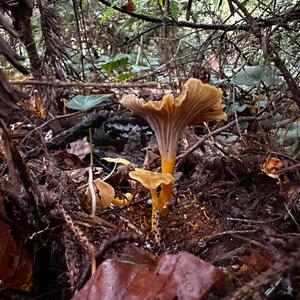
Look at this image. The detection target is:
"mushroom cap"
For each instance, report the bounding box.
[120,78,226,157]
[85,178,115,209]
[129,168,174,190]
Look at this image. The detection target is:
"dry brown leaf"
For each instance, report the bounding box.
[0,219,33,292]
[68,137,90,160]
[84,178,115,210]
[261,156,285,179]
[72,251,226,300]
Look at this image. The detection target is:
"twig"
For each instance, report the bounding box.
[230,0,300,109]
[227,245,300,299]
[98,0,300,31]
[121,24,162,45]
[283,202,300,232]
[23,110,109,160]
[21,111,83,144]
[176,116,260,161]
[227,217,282,224]
[202,229,258,243]
[88,166,97,217]
[275,162,300,174]
[9,79,161,88]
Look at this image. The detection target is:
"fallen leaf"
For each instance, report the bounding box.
[72,251,226,300]
[261,156,285,179]
[84,178,115,210]
[54,150,88,169]
[0,219,33,292]
[239,248,275,278]
[68,137,90,160]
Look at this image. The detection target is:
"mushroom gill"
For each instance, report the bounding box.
[120,78,226,214]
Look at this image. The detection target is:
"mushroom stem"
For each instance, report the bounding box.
[150,189,159,233]
[158,154,176,214]
[161,154,176,174]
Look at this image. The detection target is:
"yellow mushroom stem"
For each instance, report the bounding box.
[158,154,176,214]
[150,188,159,233]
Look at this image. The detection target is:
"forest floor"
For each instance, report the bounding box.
[1,93,300,300]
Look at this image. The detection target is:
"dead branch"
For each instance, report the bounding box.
[98,0,300,31]
[9,80,162,88]
[176,116,259,161]
[0,119,43,230]
[230,0,300,109]
[23,110,109,160]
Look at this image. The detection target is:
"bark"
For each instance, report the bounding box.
[10,0,41,77]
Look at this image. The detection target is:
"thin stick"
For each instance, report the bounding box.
[177,116,259,161]
[9,80,161,88]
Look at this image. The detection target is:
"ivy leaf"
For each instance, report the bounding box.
[275,121,300,144]
[116,72,134,81]
[102,57,129,72]
[81,0,88,9]
[227,102,249,117]
[99,0,121,25]
[232,65,281,87]
[170,0,180,21]
[66,94,112,111]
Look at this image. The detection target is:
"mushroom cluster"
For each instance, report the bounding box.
[120,78,226,230]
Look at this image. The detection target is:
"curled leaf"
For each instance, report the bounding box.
[84,178,115,209]
[261,157,284,179]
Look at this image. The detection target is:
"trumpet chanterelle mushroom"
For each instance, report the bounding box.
[129,168,174,232]
[121,78,226,218]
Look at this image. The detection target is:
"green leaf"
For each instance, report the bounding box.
[212,0,223,9]
[81,0,88,9]
[149,57,160,65]
[99,8,118,25]
[261,114,283,129]
[232,65,281,87]
[275,121,300,144]
[227,102,249,117]
[99,0,121,25]
[102,57,129,72]
[130,64,150,73]
[116,72,134,81]
[170,0,180,20]
[66,94,112,111]
[157,75,169,84]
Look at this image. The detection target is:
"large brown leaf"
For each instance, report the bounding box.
[0,219,33,291]
[72,251,226,300]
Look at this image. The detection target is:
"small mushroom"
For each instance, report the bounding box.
[129,168,174,232]
[121,78,226,213]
